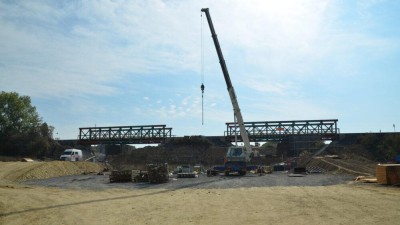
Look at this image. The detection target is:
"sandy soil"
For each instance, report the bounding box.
[0,161,105,182]
[1,162,399,225]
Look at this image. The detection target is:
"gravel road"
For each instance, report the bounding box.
[23,172,355,190]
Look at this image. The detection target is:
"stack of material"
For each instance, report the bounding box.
[147,163,169,184]
[251,166,272,175]
[20,158,34,162]
[355,176,377,183]
[376,164,400,185]
[177,164,197,178]
[132,169,149,183]
[206,169,219,177]
[109,170,132,183]
[177,172,196,178]
[263,166,273,174]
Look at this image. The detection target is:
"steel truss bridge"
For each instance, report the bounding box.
[225,119,339,142]
[76,120,338,146]
[78,125,172,145]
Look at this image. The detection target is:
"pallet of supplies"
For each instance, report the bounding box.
[376,164,400,185]
[147,163,169,184]
[109,170,132,183]
[132,169,149,183]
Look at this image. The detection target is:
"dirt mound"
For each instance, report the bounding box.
[1,161,106,182]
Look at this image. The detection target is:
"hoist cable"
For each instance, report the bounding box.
[201,12,204,85]
[201,12,205,125]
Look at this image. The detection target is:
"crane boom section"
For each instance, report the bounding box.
[201,8,252,161]
[201,8,233,90]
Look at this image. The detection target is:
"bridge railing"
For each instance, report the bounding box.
[225,119,338,142]
[78,125,172,145]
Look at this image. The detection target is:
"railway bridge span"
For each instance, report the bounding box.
[73,119,338,146]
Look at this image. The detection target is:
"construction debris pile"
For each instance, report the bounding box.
[110,163,169,184]
[147,163,169,183]
[175,165,198,178]
[109,170,134,183]
[132,169,148,182]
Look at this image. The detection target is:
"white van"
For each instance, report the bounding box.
[60,149,83,161]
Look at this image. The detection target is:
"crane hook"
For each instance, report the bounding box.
[201,83,205,125]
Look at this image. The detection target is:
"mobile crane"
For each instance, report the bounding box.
[201,8,256,175]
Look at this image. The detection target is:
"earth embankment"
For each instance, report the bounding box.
[1,161,399,225]
[0,161,105,183]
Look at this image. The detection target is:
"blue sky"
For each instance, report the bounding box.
[1,0,399,139]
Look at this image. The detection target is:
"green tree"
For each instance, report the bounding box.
[377,134,400,161]
[359,133,400,161]
[0,91,54,157]
[359,133,380,152]
[0,92,41,136]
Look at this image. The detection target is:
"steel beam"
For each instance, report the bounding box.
[78,125,172,145]
[225,119,338,142]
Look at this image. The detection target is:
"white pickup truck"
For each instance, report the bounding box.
[60,149,83,161]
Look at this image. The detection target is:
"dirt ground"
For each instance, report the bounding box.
[1,161,400,225]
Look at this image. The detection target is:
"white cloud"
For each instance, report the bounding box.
[242,78,296,96]
[0,0,202,99]
[2,0,393,99]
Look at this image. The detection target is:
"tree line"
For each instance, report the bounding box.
[359,133,400,161]
[0,91,63,158]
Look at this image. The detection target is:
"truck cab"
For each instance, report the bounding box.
[60,149,83,162]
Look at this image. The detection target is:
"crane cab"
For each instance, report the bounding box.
[225,146,247,162]
[224,146,248,176]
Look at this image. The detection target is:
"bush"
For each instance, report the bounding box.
[359,133,400,161]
